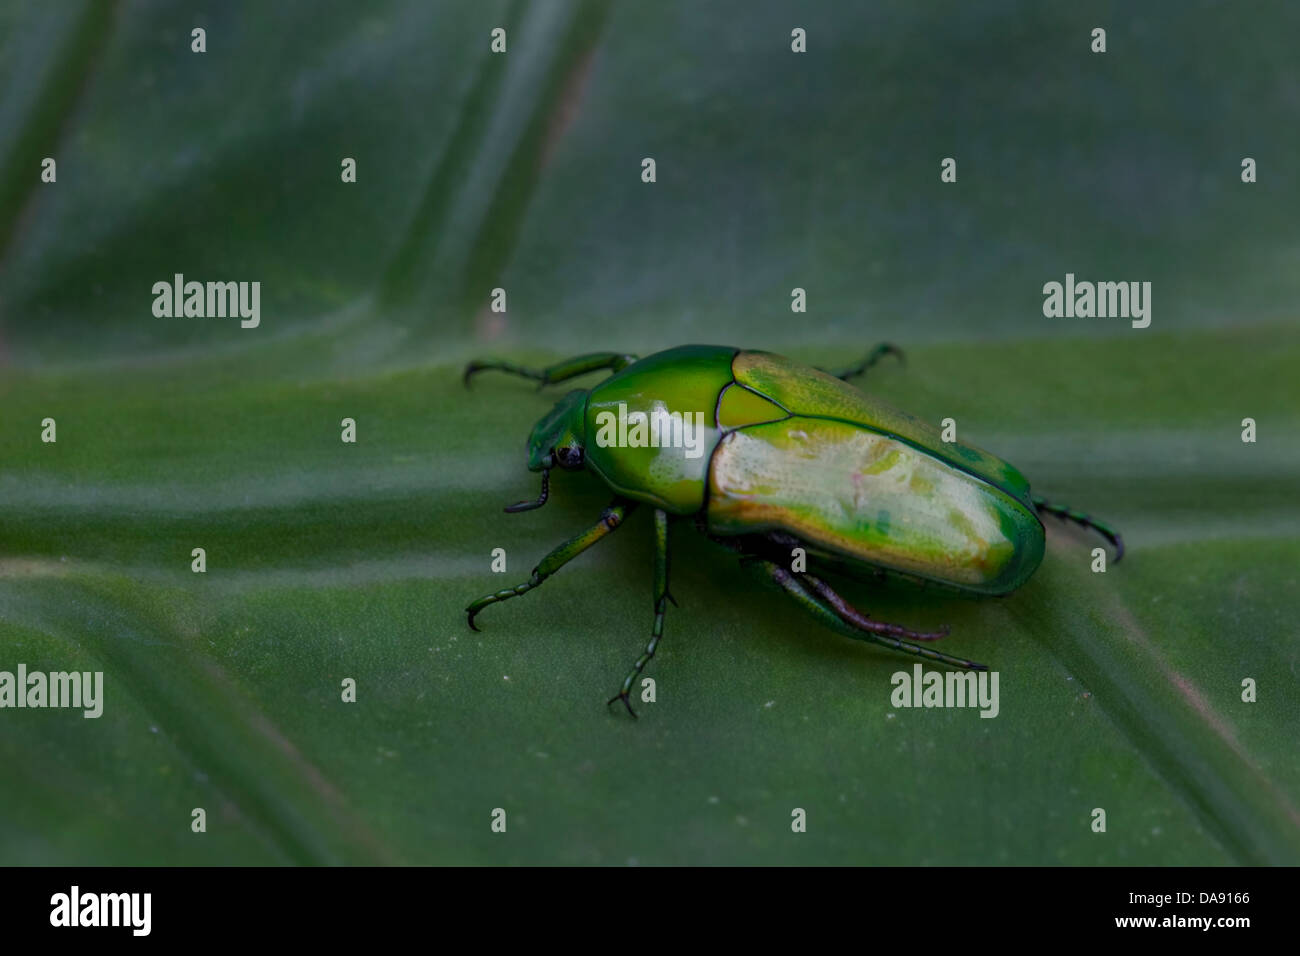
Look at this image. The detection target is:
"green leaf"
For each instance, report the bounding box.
[2,0,1298,865]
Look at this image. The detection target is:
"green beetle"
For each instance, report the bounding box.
[464,344,1123,716]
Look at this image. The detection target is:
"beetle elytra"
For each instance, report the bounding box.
[464,345,1123,716]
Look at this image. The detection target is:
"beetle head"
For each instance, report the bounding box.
[525,389,587,472]
[503,390,586,513]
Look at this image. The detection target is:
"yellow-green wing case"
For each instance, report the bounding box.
[713,351,1044,594]
[707,419,1044,594]
[731,350,1034,507]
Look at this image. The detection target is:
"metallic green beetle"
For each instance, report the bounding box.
[464,344,1123,716]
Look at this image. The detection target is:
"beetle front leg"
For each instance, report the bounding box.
[608,508,673,718]
[466,499,636,630]
[827,343,905,382]
[464,352,638,388]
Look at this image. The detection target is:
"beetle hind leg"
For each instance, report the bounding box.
[608,509,672,718]
[826,343,905,382]
[465,499,635,630]
[739,555,987,671]
[1032,495,1125,563]
[799,572,951,642]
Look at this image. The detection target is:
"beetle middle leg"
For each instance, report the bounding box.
[738,554,987,671]
[608,508,674,718]
[826,343,905,382]
[466,499,636,630]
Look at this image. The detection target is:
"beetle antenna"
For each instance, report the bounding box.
[505,469,550,513]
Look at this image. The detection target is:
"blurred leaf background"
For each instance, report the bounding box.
[1,0,1297,865]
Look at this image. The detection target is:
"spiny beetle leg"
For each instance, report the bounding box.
[465,499,635,630]
[1032,495,1125,563]
[799,572,950,642]
[463,352,638,388]
[827,343,906,382]
[738,554,987,671]
[608,509,671,718]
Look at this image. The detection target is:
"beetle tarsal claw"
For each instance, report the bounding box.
[607,692,638,718]
[504,469,550,513]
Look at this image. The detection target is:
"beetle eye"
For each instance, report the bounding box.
[554,446,584,469]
